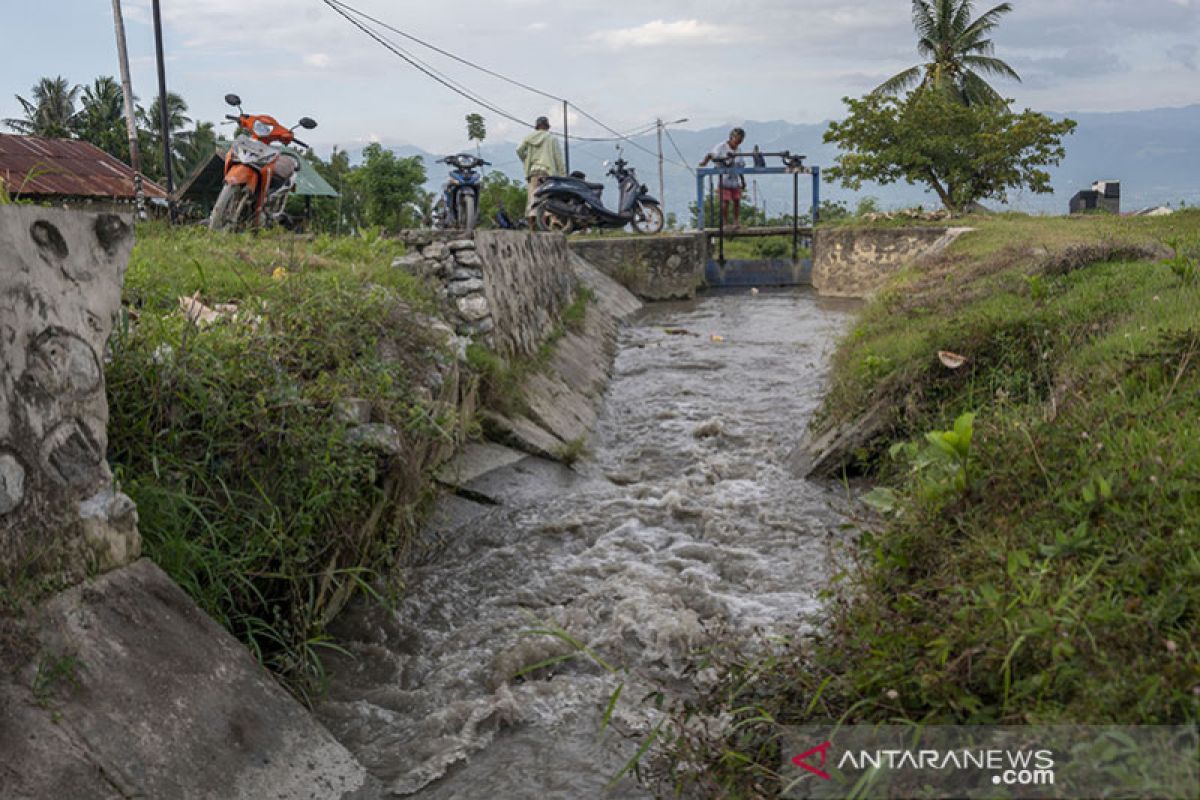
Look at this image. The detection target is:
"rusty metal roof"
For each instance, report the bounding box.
[0,133,167,200]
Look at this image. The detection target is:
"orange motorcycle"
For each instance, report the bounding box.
[210,93,318,231]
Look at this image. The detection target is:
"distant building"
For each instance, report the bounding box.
[0,133,166,211]
[1069,179,1120,215]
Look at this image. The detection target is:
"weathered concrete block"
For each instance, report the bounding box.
[0,558,376,799]
[568,234,705,300]
[811,227,967,298]
[0,207,140,583]
[474,231,576,359]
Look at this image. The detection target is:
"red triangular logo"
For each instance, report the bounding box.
[792,741,833,780]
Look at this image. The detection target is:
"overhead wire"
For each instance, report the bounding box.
[321,0,695,167]
[321,0,532,128]
[664,127,697,176]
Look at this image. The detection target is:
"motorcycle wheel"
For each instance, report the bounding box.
[210,184,250,232]
[632,201,665,235]
[536,206,575,234]
[458,192,478,233]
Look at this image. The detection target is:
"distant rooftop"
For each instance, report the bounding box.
[0,133,167,200]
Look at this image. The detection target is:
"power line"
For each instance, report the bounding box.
[665,127,697,176]
[327,0,563,102]
[322,0,533,128]
[322,0,693,161]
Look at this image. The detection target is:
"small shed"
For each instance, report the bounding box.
[173,146,338,218]
[0,133,167,211]
[1069,179,1121,215]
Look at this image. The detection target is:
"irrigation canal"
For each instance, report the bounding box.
[317,287,861,797]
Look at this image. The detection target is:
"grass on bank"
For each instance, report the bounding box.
[652,211,1200,796]
[106,224,462,702]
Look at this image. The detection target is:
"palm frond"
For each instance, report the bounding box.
[3,118,35,134]
[873,65,925,97]
[959,3,1014,45]
[961,70,1007,107]
[962,54,1021,81]
[951,0,976,37]
[912,0,938,39]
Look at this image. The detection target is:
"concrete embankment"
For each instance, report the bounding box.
[2,209,638,798]
[396,230,642,461]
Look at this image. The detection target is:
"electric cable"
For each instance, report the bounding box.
[322,0,534,128]
[664,127,697,176]
[322,0,693,162]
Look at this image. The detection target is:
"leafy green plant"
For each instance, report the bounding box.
[924,411,975,492]
[1162,237,1198,285]
[1024,273,1048,302]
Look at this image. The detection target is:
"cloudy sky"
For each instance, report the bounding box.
[4,0,1198,153]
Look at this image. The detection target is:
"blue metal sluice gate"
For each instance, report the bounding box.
[696,152,820,288]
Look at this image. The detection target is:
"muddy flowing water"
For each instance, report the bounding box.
[317,288,861,798]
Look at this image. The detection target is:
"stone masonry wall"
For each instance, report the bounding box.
[811,227,952,298]
[568,234,706,301]
[396,230,575,360]
[0,206,141,583]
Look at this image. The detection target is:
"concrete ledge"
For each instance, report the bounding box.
[0,559,376,800]
[569,234,705,300]
[812,226,964,298]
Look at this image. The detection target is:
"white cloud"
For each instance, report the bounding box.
[589,19,727,50]
[305,53,332,68]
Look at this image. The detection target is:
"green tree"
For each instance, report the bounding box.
[478,171,525,227]
[302,146,360,233]
[174,120,219,178]
[348,143,427,230]
[74,76,129,159]
[466,112,486,156]
[875,0,1021,107]
[5,76,80,137]
[139,92,192,180]
[824,90,1076,214]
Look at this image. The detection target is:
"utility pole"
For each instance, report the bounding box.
[562,100,570,173]
[151,0,175,220]
[657,119,664,214]
[110,0,145,219]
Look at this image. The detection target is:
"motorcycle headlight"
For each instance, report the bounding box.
[252,120,272,137]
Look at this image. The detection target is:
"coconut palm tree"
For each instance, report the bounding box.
[139,92,192,180]
[874,0,1021,107]
[174,120,219,177]
[4,76,80,137]
[75,76,129,159]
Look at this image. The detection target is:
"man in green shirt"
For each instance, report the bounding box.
[517,116,565,228]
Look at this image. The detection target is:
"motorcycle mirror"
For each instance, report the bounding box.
[224,93,242,107]
[298,117,318,130]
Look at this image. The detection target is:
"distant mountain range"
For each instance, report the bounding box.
[332,104,1200,223]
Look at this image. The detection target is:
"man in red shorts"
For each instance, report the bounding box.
[699,127,747,228]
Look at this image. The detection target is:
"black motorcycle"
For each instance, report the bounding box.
[532,157,664,234]
[432,154,489,232]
